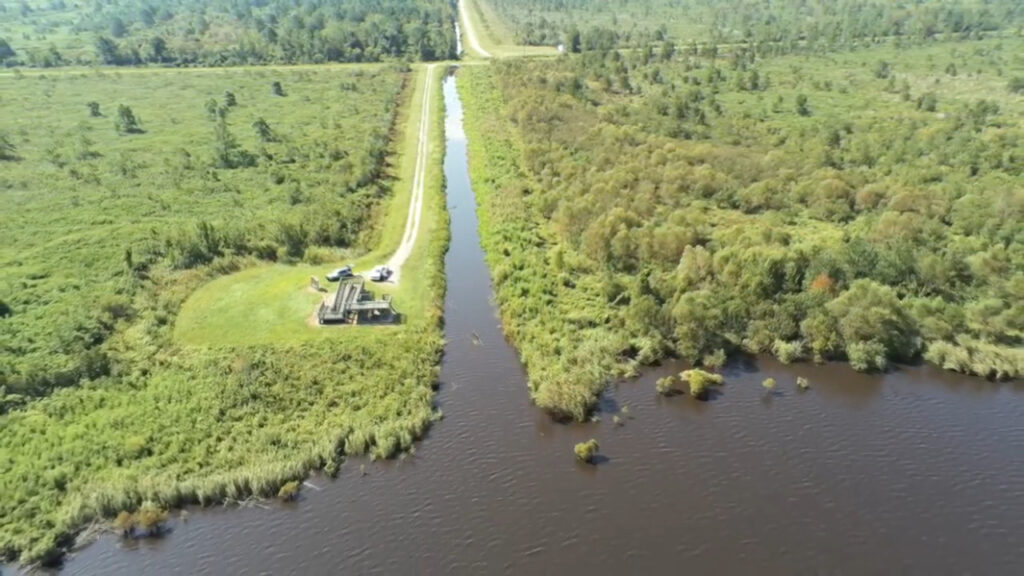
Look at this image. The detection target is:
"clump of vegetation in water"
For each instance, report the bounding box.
[574,439,600,463]
[681,369,724,401]
[655,376,676,395]
[762,378,777,391]
[277,481,301,502]
[112,502,168,538]
[797,377,811,391]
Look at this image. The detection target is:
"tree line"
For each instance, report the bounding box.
[2,0,458,67]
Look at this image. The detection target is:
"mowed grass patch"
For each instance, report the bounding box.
[175,64,445,347]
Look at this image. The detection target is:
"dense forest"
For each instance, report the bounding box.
[460,35,1023,420]
[487,0,1024,50]
[0,0,457,67]
[0,64,448,564]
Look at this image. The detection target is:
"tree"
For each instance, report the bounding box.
[95,35,121,64]
[86,101,101,117]
[110,17,127,39]
[212,116,255,168]
[795,94,811,116]
[251,117,277,142]
[565,27,581,53]
[223,90,237,108]
[916,92,938,112]
[0,132,17,160]
[826,280,919,371]
[115,105,141,134]
[149,36,167,63]
[0,37,16,61]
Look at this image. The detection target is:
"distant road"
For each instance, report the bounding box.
[459,0,493,58]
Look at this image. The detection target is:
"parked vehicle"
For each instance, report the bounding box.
[370,265,392,282]
[326,265,353,281]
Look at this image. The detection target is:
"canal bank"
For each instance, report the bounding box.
[50,70,1024,576]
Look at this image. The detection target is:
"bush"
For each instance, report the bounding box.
[701,348,727,370]
[681,369,723,400]
[113,503,168,538]
[655,375,676,395]
[772,339,805,364]
[847,340,888,372]
[574,439,599,463]
[277,480,301,501]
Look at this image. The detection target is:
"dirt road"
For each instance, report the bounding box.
[385,64,436,284]
[459,0,493,59]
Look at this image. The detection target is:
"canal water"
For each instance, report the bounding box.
[53,72,1024,574]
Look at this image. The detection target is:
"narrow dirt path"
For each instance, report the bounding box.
[385,63,437,284]
[459,0,493,59]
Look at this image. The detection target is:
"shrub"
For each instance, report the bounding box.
[574,439,599,463]
[701,348,727,370]
[277,480,301,501]
[115,104,142,134]
[134,502,168,536]
[681,369,723,400]
[655,375,676,395]
[847,340,888,372]
[772,339,805,364]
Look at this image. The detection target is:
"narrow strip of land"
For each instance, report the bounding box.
[459,0,493,59]
[385,63,437,284]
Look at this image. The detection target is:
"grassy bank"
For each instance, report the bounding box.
[0,64,448,565]
[458,66,615,421]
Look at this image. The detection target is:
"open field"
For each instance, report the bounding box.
[0,62,448,565]
[460,36,1024,419]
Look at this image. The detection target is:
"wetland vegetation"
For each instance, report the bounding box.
[459,2,1023,421]
[0,58,446,565]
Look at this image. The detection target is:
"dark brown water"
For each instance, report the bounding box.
[30,72,1024,575]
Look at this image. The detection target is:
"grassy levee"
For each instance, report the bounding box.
[460,0,558,60]
[457,66,616,422]
[0,64,448,566]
